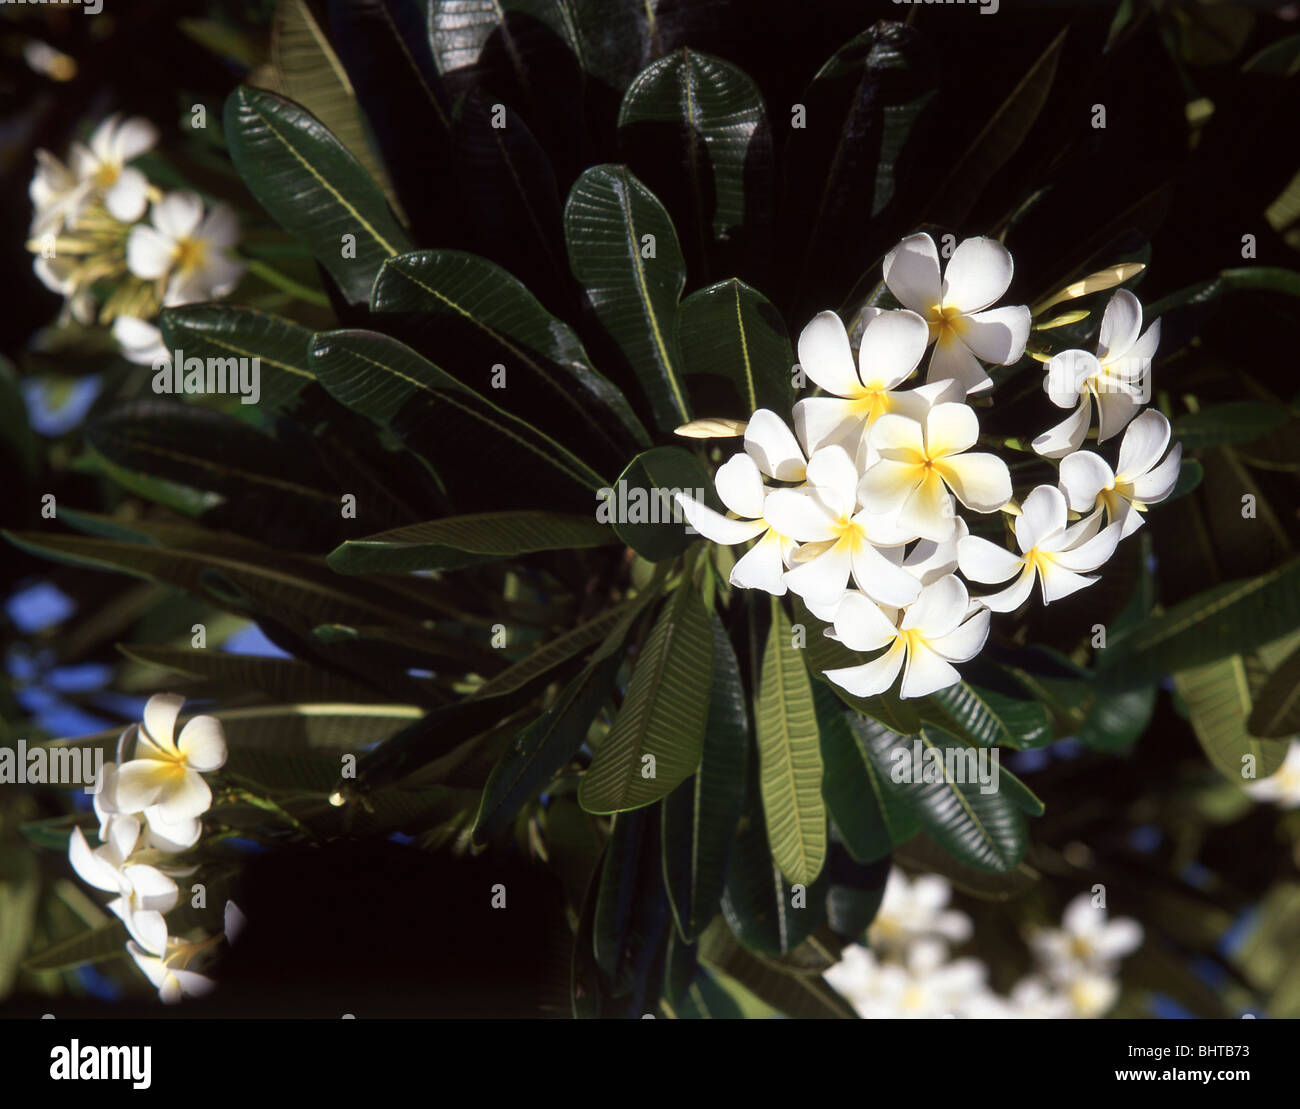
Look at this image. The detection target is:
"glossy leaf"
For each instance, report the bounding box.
[609,445,715,562]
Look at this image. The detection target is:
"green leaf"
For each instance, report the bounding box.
[721,762,827,956]
[1099,558,1300,690]
[696,917,856,1019]
[472,655,620,844]
[661,616,750,942]
[1146,267,1300,317]
[677,278,794,414]
[578,584,714,813]
[329,511,617,574]
[814,685,903,864]
[156,304,316,420]
[309,328,606,506]
[617,49,771,273]
[1175,655,1287,783]
[565,165,690,431]
[922,680,1053,750]
[24,921,128,972]
[1248,643,1300,738]
[756,599,827,887]
[849,717,1027,874]
[1175,401,1291,449]
[224,85,412,303]
[369,248,648,464]
[924,27,1066,225]
[609,445,715,562]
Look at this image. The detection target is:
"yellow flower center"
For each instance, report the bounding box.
[929,303,969,346]
[902,984,928,1011]
[172,236,208,275]
[93,163,120,188]
[831,516,864,551]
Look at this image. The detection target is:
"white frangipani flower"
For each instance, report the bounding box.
[825,939,990,1019]
[127,191,244,306]
[1031,894,1143,985]
[1058,409,1182,538]
[112,316,171,368]
[1033,289,1160,458]
[823,574,990,699]
[1244,741,1300,809]
[958,485,1122,612]
[115,694,227,825]
[68,824,177,954]
[883,232,1031,395]
[69,114,158,222]
[792,307,935,460]
[858,403,1012,542]
[763,445,923,609]
[127,935,217,1005]
[868,871,973,951]
[675,450,798,596]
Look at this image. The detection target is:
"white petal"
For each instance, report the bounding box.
[825,641,906,698]
[899,640,961,699]
[122,864,179,910]
[961,305,1030,365]
[831,590,899,652]
[197,201,241,248]
[730,530,788,595]
[1053,520,1123,573]
[1097,919,1143,959]
[936,452,1011,513]
[126,226,175,280]
[745,409,806,481]
[904,519,965,584]
[1045,349,1097,408]
[1097,289,1142,361]
[883,233,942,314]
[1058,451,1113,513]
[715,453,766,519]
[114,759,175,813]
[927,339,991,395]
[798,310,863,397]
[805,445,860,515]
[857,309,929,390]
[792,397,866,458]
[783,540,853,605]
[978,563,1038,613]
[153,190,205,239]
[924,402,979,458]
[1116,409,1171,480]
[103,168,149,222]
[172,968,216,999]
[957,535,1023,584]
[675,493,766,544]
[891,378,966,422]
[942,237,1014,314]
[1015,485,1068,551]
[1131,442,1181,503]
[761,488,836,542]
[69,827,122,893]
[929,608,990,663]
[1031,396,1092,459]
[177,715,227,772]
[897,471,956,543]
[124,911,169,960]
[850,543,924,608]
[902,574,967,639]
[152,769,213,823]
[113,116,158,162]
[1037,560,1097,604]
[1095,387,1141,442]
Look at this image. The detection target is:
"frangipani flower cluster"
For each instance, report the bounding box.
[67,693,238,1003]
[677,232,1181,701]
[825,872,1142,1019]
[26,113,244,361]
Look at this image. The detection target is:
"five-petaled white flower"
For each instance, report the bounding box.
[793,307,953,462]
[1033,289,1160,458]
[763,445,923,609]
[68,823,178,954]
[1030,894,1143,985]
[127,191,244,306]
[825,939,990,1019]
[958,485,1121,612]
[869,871,973,951]
[823,574,990,700]
[115,693,228,825]
[883,233,1031,395]
[1058,409,1182,537]
[858,402,1012,542]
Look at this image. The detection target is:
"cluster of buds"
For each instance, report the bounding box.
[68,694,240,1003]
[677,233,1181,700]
